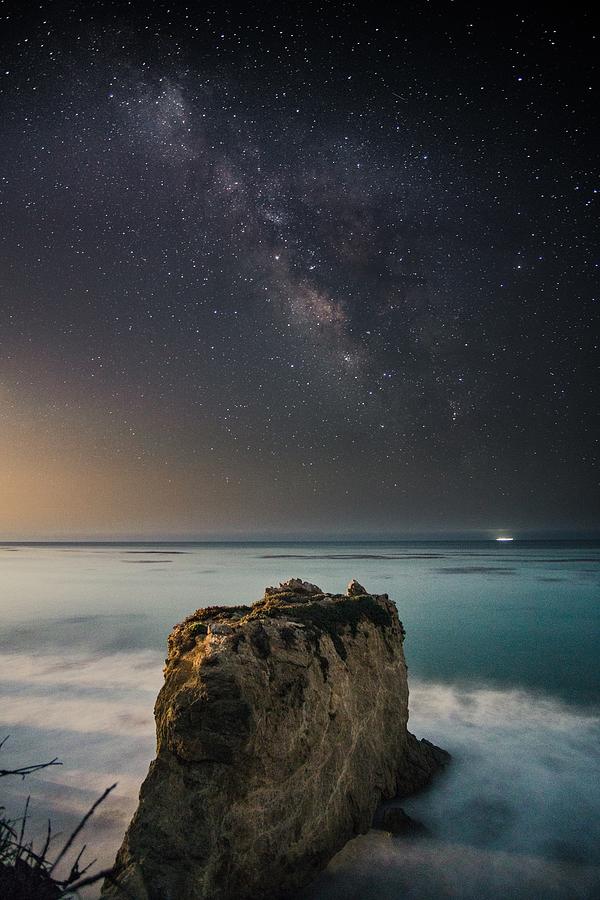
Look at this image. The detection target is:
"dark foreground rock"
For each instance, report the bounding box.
[379,806,430,836]
[102,579,448,900]
[0,860,61,900]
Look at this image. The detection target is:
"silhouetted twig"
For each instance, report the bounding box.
[48,784,117,875]
[0,735,119,897]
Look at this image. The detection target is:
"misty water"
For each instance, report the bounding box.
[1,541,599,898]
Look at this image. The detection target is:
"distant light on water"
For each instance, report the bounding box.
[495,536,514,542]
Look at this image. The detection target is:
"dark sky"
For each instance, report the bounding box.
[0,1,598,539]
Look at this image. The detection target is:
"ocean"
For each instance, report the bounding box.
[1,541,599,898]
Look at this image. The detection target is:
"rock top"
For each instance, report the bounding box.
[103,580,448,900]
[346,578,367,596]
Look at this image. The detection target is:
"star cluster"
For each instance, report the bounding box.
[0,1,597,537]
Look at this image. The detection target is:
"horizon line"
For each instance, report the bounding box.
[2,534,599,545]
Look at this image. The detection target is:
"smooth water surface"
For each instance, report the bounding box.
[1,541,599,897]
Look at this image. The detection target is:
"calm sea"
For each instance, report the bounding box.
[1,541,599,898]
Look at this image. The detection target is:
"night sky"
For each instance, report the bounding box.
[0,2,598,539]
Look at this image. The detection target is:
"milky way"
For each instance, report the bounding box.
[0,3,598,537]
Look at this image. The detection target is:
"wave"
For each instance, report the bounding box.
[1,655,599,898]
[303,680,600,899]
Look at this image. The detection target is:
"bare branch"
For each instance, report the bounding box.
[48,783,117,875]
[0,758,62,780]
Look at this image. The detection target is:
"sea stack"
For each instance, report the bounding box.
[103,580,448,900]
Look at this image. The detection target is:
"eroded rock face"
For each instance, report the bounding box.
[103,580,448,900]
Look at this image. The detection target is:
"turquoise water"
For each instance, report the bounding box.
[1,541,599,897]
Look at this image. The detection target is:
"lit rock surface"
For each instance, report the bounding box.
[103,580,448,900]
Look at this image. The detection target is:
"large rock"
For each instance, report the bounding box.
[103,580,448,900]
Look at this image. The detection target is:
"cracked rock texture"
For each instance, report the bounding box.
[102,579,448,900]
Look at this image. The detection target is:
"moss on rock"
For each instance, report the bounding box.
[241,593,393,660]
